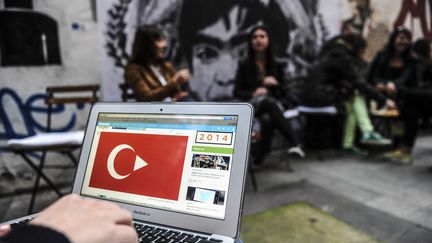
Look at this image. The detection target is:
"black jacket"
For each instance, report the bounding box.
[402,57,432,102]
[367,50,414,89]
[233,59,286,102]
[302,44,386,107]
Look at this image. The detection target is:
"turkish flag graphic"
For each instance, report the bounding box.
[89,132,188,201]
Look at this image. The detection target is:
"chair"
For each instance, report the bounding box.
[297,105,340,161]
[6,84,99,213]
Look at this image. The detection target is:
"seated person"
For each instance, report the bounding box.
[383,39,432,164]
[124,25,191,102]
[0,194,137,243]
[234,26,305,165]
[303,33,394,155]
[368,26,413,101]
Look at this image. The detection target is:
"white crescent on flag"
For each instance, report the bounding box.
[107,144,148,180]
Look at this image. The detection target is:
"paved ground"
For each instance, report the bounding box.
[1,134,432,242]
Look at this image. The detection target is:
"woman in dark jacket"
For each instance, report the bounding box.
[368,26,414,101]
[234,26,304,165]
[383,39,432,164]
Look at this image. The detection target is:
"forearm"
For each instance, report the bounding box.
[134,82,178,101]
[353,80,386,104]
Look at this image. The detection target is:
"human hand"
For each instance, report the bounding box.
[386,82,397,94]
[253,87,268,96]
[385,99,396,109]
[173,91,189,101]
[0,224,10,237]
[31,194,137,243]
[173,69,190,84]
[263,76,279,86]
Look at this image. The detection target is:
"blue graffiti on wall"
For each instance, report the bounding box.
[0,88,79,140]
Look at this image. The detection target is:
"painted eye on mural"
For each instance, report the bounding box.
[232,43,248,60]
[193,44,220,64]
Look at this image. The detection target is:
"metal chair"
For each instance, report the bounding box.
[6,84,99,213]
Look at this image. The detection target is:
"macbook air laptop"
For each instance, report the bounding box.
[2,102,253,243]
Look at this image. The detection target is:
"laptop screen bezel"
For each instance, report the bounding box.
[72,102,253,239]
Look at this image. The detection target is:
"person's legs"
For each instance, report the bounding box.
[342,97,356,148]
[383,91,432,164]
[401,105,420,151]
[256,98,300,146]
[352,95,373,133]
[401,91,432,149]
[383,99,420,164]
[342,96,368,155]
[256,98,305,157]
[351,94,391,145]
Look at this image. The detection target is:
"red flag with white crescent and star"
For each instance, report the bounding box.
[89,132,188,201]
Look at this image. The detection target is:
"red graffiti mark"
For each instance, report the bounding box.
[394,0,432,38]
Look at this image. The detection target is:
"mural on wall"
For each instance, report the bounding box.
[0,88,79,141]
[99,0,340,101]
[394,0,432,38]
[342,0,373,37]
[105,0,131,68]
[342,0,432,61]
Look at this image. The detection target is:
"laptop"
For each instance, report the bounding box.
[3,102,253,243]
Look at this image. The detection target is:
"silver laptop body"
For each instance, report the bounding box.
[0,102,252,243]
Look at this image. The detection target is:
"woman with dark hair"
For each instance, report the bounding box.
[368,26,414,99]
[124,25,190,102]
[234,26,305,165]
[383,38,432,164]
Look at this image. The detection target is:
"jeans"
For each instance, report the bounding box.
[343,94,374,148]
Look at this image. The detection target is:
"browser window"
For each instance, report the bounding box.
[80,113,238,220]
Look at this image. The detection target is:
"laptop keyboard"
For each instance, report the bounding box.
[9,218,224,243]
[134,222,223,243]
[10,217,33,230]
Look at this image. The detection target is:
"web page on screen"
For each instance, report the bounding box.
[80,113,238,220]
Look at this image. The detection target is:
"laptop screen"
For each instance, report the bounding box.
[80,112,238,220]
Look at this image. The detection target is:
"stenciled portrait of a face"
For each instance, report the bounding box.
[178,0,293,101]
[137,0,328,101]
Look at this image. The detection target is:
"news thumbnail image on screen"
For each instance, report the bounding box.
[186,187,225,205]
[191,154,230,170]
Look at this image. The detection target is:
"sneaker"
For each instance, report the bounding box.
[360,131,392,146]
[287,146,306,158]
[343,146,368,156]
[382,149,413,165]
